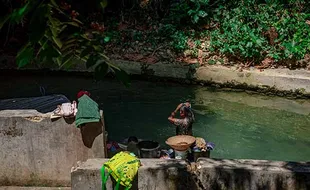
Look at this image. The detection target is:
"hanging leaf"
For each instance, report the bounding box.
[114,68,131,87]
[94,62,109,80]
[39,44,61,62]
[80,47,93,58]
[16,45,34,68]
[63,22,80,27]
[52,36,63,49]
[100,0,108,9]
[72,18,83,25]
[0,15,10,29]
[62,38,77,51]
[10,2,30,22]
[86,55,98,68]
[60,55,74,69]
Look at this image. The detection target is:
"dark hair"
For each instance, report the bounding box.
[128,136,138,143]
[181,105,195,122]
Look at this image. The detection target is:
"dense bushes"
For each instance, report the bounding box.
[1,0,310,69]
[105,0,310,67]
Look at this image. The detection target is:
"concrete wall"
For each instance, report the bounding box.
[71,158,310,190]
[0,110,105,186]
[112,60,310,96]
[6,59,310,96]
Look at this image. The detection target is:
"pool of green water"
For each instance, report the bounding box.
[1,75,310,162]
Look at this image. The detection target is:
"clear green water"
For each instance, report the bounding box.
[1,75,310,162]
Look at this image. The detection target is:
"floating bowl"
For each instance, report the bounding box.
[165,135,196,151]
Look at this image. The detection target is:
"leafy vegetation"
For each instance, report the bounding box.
[1,0,310,72]
[0,0,130,86]
[104,0,310,68]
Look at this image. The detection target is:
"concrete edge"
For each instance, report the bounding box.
[2,59,310,98]
[73,158,310,174]
[70,158,310,190]
[113,60,310,98]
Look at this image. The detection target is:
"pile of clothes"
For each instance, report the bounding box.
[193,137,215,152]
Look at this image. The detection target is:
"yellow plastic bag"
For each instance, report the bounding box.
[101,151,141,190]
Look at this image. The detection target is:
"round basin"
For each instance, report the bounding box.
[166,135,196,151]
[138,140,160,158]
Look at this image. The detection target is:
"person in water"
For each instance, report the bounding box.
[168,100,195,136]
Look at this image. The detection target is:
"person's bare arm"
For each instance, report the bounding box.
[173,103,183,113]
[168,112,184,126]
[168,112,176,123]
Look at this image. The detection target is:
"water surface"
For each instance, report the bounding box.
[0,75,309,162]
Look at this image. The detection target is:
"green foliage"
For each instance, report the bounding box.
[164,0,310,64]
[171,30,189,51]
[0,0,130,86]
[187,0,209,23]
[207,1,310,62]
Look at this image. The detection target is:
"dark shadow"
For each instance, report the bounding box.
[79,120,103,148]
[63,117,75,124]
[196,158,310,190]
[50,116,74,124]
[143,160,198,190]
[283,161,310,190]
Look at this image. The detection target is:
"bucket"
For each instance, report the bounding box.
[193,151,210,162]
[174,149,188,159]
[138,140,160,158]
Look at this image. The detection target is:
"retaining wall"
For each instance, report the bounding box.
[0,110,105,186]
[112,60,310,96]
[71,158,310,190]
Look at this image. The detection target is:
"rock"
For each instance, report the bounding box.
[221,88,232,91]
[184,50,194,57]
[231,89,245,92]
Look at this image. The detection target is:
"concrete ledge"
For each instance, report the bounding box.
[71,158,196,190]
[195,66,310,93]
[113,60,310,96]
[0,110,104,186]
[197,158,310,190]
[71,158,310,190]
[3,59,310,97]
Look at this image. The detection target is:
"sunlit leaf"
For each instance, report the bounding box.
[100,0,108,9]
[10,2,30,22]
[198,10,207,17]
[63,22,80,27]
[72,18,83,25]
[104,36,110,43]
[52,36,63,48]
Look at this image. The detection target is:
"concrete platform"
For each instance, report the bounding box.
[71,158,310,190]
[0,110,105,186]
